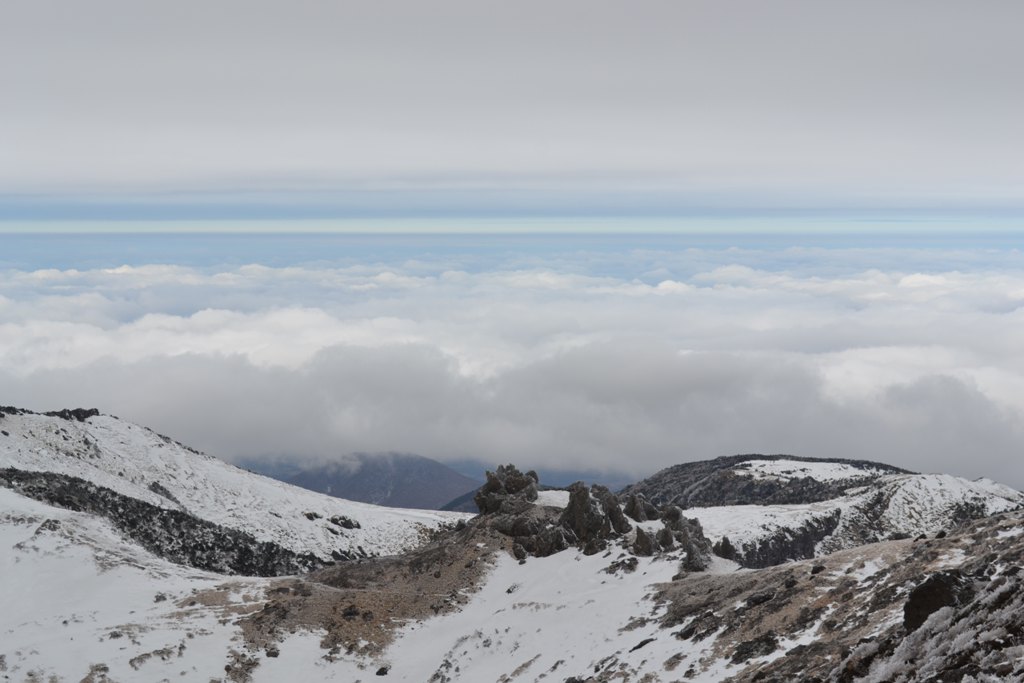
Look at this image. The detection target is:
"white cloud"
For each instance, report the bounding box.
[2,246,1024,488]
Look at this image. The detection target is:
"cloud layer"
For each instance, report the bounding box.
[2,240,1023,488]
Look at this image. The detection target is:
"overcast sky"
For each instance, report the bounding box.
[2,1,1024,221]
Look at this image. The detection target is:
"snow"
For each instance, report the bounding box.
[0,411,469,559]
[875,474,1022,534]
[685,501,846,548]
[247,545,738,682]
[5,409,1024,682]
[851,557,887,582]
[735,459,890,482]
[535,489,570,508]
[0,487,261,681]
[681,471,1022,559]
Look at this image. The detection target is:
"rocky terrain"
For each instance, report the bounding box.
[2,407,1023,682]
[623,455,1023,568]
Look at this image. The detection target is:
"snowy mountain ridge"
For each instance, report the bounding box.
[0,407,467,564]
[2,408,1024,682]
[624,455,1024,567]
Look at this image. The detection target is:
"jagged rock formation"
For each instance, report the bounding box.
[474,464,539,514]
[471,464,714,569]
[621,491,660,522]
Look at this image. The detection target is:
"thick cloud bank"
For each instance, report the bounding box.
[2,241,1023,487]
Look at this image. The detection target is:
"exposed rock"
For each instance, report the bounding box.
[735,509,842,568]
[622,493,659,523]
[591,485,632,535]
[713,535,738,561]
[329,514,361,529]
[559,482,609,545]
[471,468,668,561]
[633,527,654,556]
[903,570,975,632]
[679,539,712,573]
[532,525,574,557]
[731,631,779,664]
[42,408,101,423]
[473,464,538,515]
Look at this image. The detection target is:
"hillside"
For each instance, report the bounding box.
[621,454,1023,567]
[2,411,1023,682]
[0,407,467,569]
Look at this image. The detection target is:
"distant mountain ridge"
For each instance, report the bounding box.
[619,453,910,506]
[620,453,1023,567]
[279,452,480,510]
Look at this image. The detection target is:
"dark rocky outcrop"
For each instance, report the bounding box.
[469,465,714,563]
[731,630,778,664]
[713,536,738,561]
[679,539,713,572]
[633,527,655,556]
[559,482,633,555]
[43,408,101,423]
[903,570,976,632]
[474,464,538,515]
[622,492,659,522]
[0,468,332,575]
[735,509,842,568]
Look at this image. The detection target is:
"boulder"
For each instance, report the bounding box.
[473,464,539,515]
[633,527,655,556]
[622,493,660,523]
[559,482,608,544]
[903,570,975,632]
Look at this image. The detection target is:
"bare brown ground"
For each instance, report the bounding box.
[233,520,513,658]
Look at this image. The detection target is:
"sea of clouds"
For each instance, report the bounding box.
[2,238,1023,487]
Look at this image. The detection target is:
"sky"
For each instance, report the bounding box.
[2,1,1024,222]
[1,4,1023,489]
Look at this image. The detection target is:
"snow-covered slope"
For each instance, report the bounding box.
[0,408,467,561]
[0,486,269,681]
[4,415,1024,682]
[623,455,1024,567]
